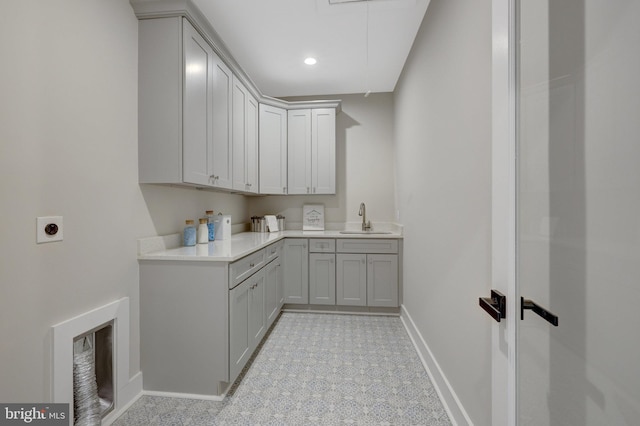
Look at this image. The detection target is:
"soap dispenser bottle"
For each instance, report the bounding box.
[197,218,209,244]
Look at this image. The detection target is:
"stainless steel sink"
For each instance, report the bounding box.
[339,231,392,235]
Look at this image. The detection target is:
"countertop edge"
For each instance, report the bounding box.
[138,230,403,262]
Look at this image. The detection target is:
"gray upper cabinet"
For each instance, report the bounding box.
[138,17,232,189]
[133,2,341,195]
[287,109,312,195]
[259,104,288,195]
[232,76,258,193]
[311,108,337,195]
[287,108,336,195]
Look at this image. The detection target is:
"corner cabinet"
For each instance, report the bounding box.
[138,17,232,189]
[283,239,309,303]
[287,108,336,195]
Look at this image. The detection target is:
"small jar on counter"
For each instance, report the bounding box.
[183,220,196,246]
[206,210,215,241]
[197,218,209,244]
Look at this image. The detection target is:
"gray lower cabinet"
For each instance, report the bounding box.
[335,239,400,308]
[264,255,283,328]
[309,253,336,305]
[336,254,368,306]
[367,254,399,307]
[229,260,269,384]
[140,261,229,396]
[283,239,308,303]
[140,241,282,398]
[229,274,252,382]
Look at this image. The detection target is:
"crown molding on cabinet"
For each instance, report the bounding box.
[130,0,342,112]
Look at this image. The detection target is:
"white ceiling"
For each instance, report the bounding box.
[192,0,431,98]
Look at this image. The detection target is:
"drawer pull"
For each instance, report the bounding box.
[249,263,255,268]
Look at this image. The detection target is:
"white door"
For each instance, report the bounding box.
[491,0,640,424]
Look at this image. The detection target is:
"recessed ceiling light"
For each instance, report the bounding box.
[304,57,317,65]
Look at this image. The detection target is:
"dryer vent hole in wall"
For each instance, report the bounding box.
[73,321,115,423]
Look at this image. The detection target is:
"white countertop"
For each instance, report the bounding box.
[138,229,403,262]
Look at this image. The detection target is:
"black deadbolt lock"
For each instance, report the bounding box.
[45,223,59,235]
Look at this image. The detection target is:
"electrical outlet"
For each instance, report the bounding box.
[37,216,63,243]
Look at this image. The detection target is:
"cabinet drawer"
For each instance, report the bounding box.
[230,249,265,288]
[336,239,398,254]
[265,241,283,262]
[308,239,335,253]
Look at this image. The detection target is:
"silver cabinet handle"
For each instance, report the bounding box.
[283,187,286,193]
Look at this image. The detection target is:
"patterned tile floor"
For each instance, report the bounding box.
[113,312,451,425]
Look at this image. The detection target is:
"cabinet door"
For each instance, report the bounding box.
[248,271,266,350]
[287,109,312,194]
[264,259,282,328]
[232,77,248,191]
[283,239,308,303]
[367,254,399,307]
[311,108,336,194]
[336,254,367,306]
[259,105,288,194]
[211,52,233,189]
[309,253,336,305]
[182,22,213,186]
[229,278,251,382]
[232,77,259,193]
[246,94,259,193]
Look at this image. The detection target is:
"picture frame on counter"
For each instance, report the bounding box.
[303,204,325,231]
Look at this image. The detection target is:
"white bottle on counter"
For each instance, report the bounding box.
[197,218,209,244]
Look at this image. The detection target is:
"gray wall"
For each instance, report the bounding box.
[393,0,493,424]
[0,0,249,402]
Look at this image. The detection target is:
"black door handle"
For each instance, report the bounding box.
[521,297,558,326]
[479,290,506,322]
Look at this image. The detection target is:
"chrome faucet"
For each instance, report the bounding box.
[359,202,371,231]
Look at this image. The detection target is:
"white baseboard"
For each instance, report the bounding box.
[400,305,473,426]
[103,371,143,426]
[142,390,226,402]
